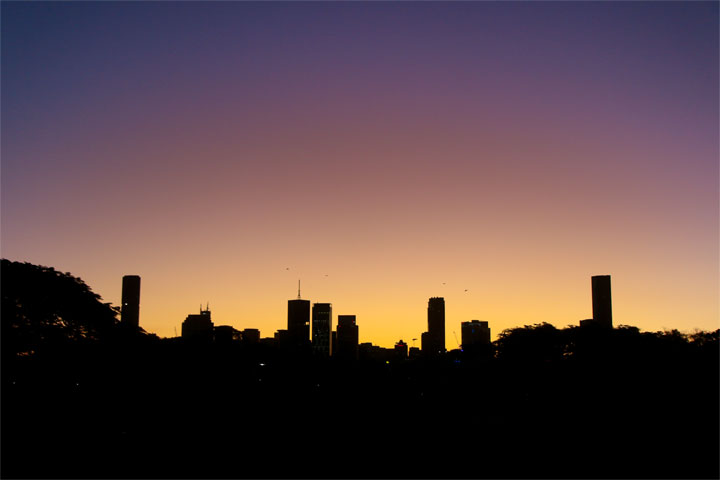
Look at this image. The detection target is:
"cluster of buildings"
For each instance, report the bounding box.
[119,274,613,357]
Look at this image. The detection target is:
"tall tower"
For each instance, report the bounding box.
[312,303,332,356]
[425,297,446,355]
[121,275,141,328]
[288,281,311,347]
[336,315,359,361]
[592,275,612,328]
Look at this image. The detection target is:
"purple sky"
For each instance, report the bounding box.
[2,1,718,346]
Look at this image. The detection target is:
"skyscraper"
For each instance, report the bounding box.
[591,275,612,328]
[424,297,446,355]
[288,282,310,347]
[336,315,359,361]
[312,303,332,356]
[121,275,141,328]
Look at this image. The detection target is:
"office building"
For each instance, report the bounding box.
[591,275,612,328]
[182,305,214,342]
[274,329,290,349]
[423,297,446,355]
[121,275,141,328]
[461,320,491,348]
[394,340,408,359]
[242,328,261,343]
[336,315,359,361]
[288,283,311,347]
[312,303,332,356]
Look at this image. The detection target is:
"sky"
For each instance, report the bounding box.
[2,1,718,349]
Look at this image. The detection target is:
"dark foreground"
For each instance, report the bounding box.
[3,326,718,479]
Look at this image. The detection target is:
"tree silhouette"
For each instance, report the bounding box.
[1,259,120,357]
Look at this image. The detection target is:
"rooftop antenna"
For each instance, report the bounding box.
[297,279,301,299]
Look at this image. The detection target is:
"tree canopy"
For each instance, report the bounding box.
[1,259,120,356]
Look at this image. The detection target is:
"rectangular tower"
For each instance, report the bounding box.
[288,298,311,346]
[121,275,141,328]
[336,315,359,361]
[425,297,446,355]
[312,303,332,356]
[591,275,612,328]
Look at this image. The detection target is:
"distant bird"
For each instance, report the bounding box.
[464,289,468,292]
[442,282,446,285]
[286,267,290,270]
[324,274,328,277]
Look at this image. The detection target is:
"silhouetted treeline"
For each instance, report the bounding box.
[2,259,718,479]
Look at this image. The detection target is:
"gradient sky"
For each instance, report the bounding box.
[2,1,718,349]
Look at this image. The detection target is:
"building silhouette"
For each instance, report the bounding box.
[394,340,408,359]
[592,275,612,328]
[274,329,290,349]
[423,297,446,355]
[420,331,429,352]
[336,315,359,361]
[288,282,310,348]
[214,325,238,345]
[461,320,491,348]
[312,303,332,356]
[182,305,213,342]
[359,342,393,362]
[121,275,141,328]
[241,328,260,343]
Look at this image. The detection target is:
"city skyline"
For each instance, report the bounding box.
[1,2,717,348]
[51,268,648,351]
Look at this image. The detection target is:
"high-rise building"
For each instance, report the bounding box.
[182,305,214,342]
[423,297,446,355]
[461,320,491,348]
[336,315,359,361]
[591,275,612,328]
[121,275,141,328]
[288,282,310,347]
[312,303,332,356]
